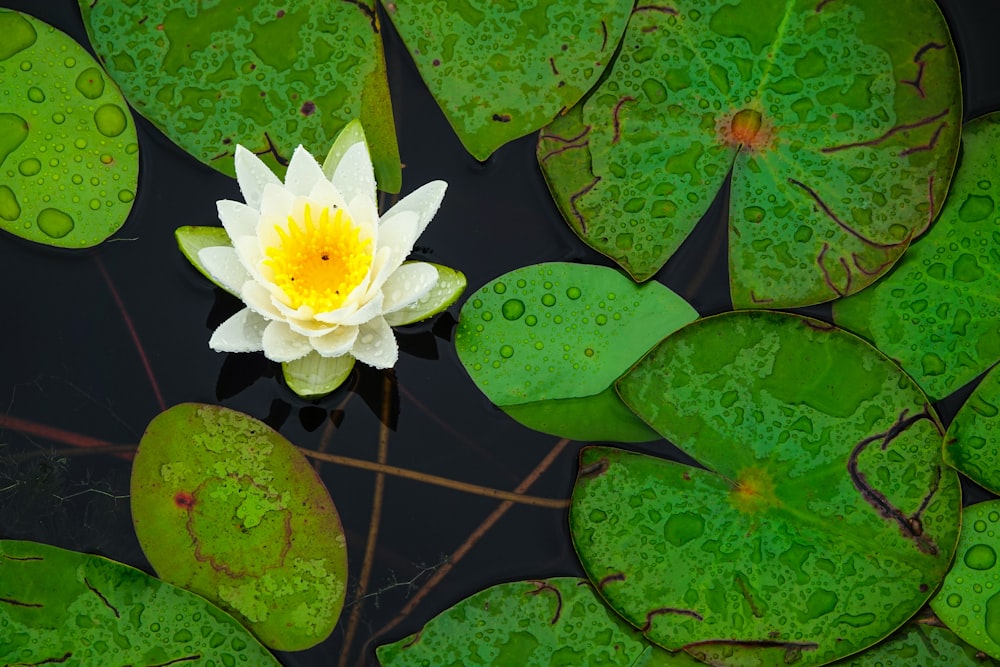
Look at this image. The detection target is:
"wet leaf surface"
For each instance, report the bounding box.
[383,0,633,161]
[0,9,138,248]
[835,112,1000,400]
[831,622,999,666]
[539,1,960,307]
[78,0,401,190]
[0,539,281,665]
[945,365,1000,492]
[130,403,348,651]
[569,311,960,666]
[454,262,697,441]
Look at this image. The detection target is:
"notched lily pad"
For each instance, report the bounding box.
[78,0,401,190]
[569,311,959,666]
[944,364,1000,491]
[0,540,280,665]
[0,9,138,248]
[831,622,999,666]
[835,112,1000,400]
[454,262,697,441]
[383,0,633,161]
[376,577,703,667]
[131,403,348,651]
[540,1,960,307]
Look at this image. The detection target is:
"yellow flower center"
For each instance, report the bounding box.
[264,204,372,312]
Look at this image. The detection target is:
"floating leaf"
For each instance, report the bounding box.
[0,9,138,248]
[944,365,1000,491]
[175,225,235,294]
[383,0,633,161]
[131,403,348,651]
[539,1,960,307]
[930,500,1000,659]
[831,622,999,666]
[376,577,703,667]
[455,262,697,441]
[834,112,1000,400]
[0,539,280,665]
[569,311,959,666]
[78,0,401,191]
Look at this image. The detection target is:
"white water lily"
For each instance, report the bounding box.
[196,127,448,373]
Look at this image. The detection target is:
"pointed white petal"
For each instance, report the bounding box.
[232,235,264,281]
[258,182,297,223]
[287,318,339,337]
[217,199,258,238]
[331,142,376,212]
[307,178,349,212]
[261,320,312,362]
[198,246,252,295]
[283,145,327,197]
[365,211,419,298]
[311,325,359,356]
[322,120,367,179]
[234,145,280,210]
[350,316,398,369]
[381,262,438,314]
[209,309,268,353]
[241,280,284,321]
[381,180,447,237]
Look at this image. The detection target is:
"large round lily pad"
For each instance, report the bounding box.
[382,0,633,161]
[0,539,280,665]
[569,311,960,666]
[944,364,1000,491]
[831,622,999,666]
[131,403,348,651]
[0,9,138,248]
[78,0,401,191]
[539,1,960,307]
[455,262,697,441]
[835,112,1000,401]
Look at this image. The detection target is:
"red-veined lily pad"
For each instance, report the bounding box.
[382,0,633,161]
[78,0,401,191]
[539,1,960,307]
[0,9,138,248]
[376,577,704,667]
[569,311,959,666]
[831,622,999,666]
[454,262,697,441]
[130,403,348,651]
[930,500,1000,659]
[0,539,281,665]
[944,364,1000,493]
[835,112,1000,400]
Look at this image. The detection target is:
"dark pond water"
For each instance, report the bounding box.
[1,1,999,665]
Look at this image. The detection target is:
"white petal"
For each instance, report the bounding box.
[350,316,398,369]
[234,145,280,210]
[287,318,339,337]
[283,145,327,197]
[258,182,296,223]
[209,309,267,353]
[232,235,264,281]
[381,263,439,314]
[311,325,359,356]
[347,192,379,231]
[365,211,419,298]
[331,142,377,213]
[242,280,284,321]
[307,178,349,212]
[380,180,447,237]
[261,320,313,362]
[217,199,258,238]
[198,246,252,295]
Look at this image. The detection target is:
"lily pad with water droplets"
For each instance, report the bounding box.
[454,262,697,441]
[131,403,348,651]
[539,0,960,307]
[78,0,401,191]
[0,9,138,248]
[570,311,959,666]
[382,0,633,161]
[930,500,1000,660]
[943,364,1000,493]
[834,112,1000,401]
[0,540,281,666]
[831,622,999,666]
[376,577,704,667]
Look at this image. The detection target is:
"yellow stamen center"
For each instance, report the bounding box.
[264,204,372,312]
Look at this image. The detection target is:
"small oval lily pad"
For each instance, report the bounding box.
[131,403,348,651]
[944,364,1000,491]
[0,539,281,665]
[0,9,138,248]
[454,262,697,441]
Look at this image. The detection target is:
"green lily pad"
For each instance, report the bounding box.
[831,622,999,666]
[78,0,401,191]
[383,0,633,161]
[376,577,704,667]
[569,311,959,666]
[0,9,138,248]
[0,539,280,665]
[930,500,1000,659]
[131,403,348,651]
[539,1,960,307]
[834,112,1000,400]
[454,262,697,441]
[944,364,1000,491]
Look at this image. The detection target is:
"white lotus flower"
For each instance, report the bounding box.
[196,127,448,374]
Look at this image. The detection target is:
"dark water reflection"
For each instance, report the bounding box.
[1,1,999,665]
